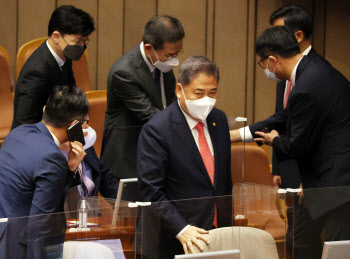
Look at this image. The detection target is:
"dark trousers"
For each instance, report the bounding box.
[288,196,350,259]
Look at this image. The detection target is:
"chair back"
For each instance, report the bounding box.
[192,226,279,259]
[231,143,273,186]
[86,90,107,157]
[0,46,14,144]
[16,37,90,91]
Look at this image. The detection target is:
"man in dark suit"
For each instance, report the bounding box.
[101,15,185,179]
[11,5,95,129]
[138,56,232,258]
[0,85,89,258]
[233,26,350,259]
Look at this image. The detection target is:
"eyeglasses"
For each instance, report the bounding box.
[164,48,184,60]
[64,35,90,45]
[81,115,89,125]
[257,56,268,69]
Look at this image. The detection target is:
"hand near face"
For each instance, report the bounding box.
[178,226,210,254]
[254,130,280,146]
[68,141,86,172]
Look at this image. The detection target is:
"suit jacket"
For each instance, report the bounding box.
[249,55,350,216]
[11,41,75,129]
[0,122,76,258]
[65,146,119,211]
[101,44,176,179]
[271,48,325,188]
[137,102,232,258]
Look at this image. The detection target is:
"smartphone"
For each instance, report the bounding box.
[67,121,85,146]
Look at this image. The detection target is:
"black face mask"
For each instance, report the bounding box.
[63,44,86,61]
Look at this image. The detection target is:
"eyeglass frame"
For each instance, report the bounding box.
[81,114,89,125]
[257,56,269,69]
[64,35,90,45]
[163,48,184,60]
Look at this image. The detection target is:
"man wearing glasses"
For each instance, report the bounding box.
[11,5,95,130]
[101,15,185,179]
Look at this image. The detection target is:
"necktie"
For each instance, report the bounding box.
[154,68,162,98]
[195,122,217,227]
[78,162,95,198]
[61,62,70,83]
[283,80,292,108]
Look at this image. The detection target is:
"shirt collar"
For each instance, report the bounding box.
[47,128,60,147]
[140,42,155,73]
[46,40,65,68]
[290,56,303,86]
[302,45,312,56]
[177,100,208,130]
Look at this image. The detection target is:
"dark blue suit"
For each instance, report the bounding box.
[137,102,232,258]
[0,122,75,258]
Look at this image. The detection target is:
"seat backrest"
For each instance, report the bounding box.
[16,37,90,91]
[0,46,14,142]
[192,226,279,259]
[86,90,107,158]
[63,241,115,259]
[231,143,273,186]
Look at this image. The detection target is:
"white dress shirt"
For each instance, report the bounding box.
[239,45,311,142]
[46,40,65,70]
[140,42,167,108]
[175,100,215,238]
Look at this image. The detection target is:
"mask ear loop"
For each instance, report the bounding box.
[147,45,160,65]
[179,83,191,114]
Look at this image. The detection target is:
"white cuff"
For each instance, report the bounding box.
[176,225,190,239]
[239,126,254,142]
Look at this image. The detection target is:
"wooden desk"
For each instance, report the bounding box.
[65,215,138,259]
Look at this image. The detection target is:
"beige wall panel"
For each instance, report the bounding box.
[254,0,283,123]
[158,0,207,78]
[124,0,156,52]
[214,0,248,118]
[325,0,350,80]
[58,0,98,90]
[17,0,55,49]
[206,0,214,60]
[313,0,326,56]
[97,0,124,90]
[0,0,17,85]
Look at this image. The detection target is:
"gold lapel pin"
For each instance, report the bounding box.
[212,122,216,126]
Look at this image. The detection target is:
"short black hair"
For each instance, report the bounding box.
[256,26,301,59]
[270,5,313,39]
[43,85,90,128]
[48,5,95,37]
[142,15,185,50]
[178,56,220,86]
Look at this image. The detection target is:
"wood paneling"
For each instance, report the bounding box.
[0,0,17,86]
[325,0,350,80]
[124,0,156,53]
[214,0,248,118]
[97,0,124,90]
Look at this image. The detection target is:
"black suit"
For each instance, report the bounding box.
[137,102,232,258]
[250,55,350,258]
[12,41,75,129]
[101,44,176,179]
[271,48,326,188]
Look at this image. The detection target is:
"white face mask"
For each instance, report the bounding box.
[180,84,216,121]
[83,126,97,150]
[264,58,283,82]
[148,46,179,73]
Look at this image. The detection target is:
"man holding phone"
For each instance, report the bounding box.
[0,85,89,258]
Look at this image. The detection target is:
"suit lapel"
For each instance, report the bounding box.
[207,110,219,189]
[133,46,164,110]
[296,56,311,82]
[171,103,213,186]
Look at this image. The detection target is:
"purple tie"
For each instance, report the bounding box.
[79,163,95,197]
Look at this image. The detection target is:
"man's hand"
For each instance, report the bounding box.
[230,129,242,143]
[178,226,210,254]
[68,141,86,172]
[254,130,280,146]
[273,175,281,187]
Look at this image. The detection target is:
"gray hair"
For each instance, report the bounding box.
[178,56,220,86]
